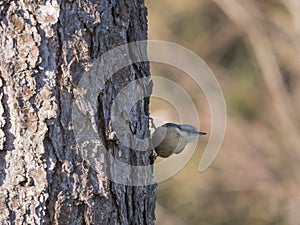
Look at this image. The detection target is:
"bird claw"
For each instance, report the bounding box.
[149,151,157,165]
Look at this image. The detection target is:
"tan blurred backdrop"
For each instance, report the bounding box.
[146,0,300,224]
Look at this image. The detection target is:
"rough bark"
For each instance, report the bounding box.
[0,0,156,224]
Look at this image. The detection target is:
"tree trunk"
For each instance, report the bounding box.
[0,0,156,224]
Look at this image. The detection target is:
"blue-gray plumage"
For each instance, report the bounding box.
[151,123,206,158]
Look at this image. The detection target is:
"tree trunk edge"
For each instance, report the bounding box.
[0,0,157,224]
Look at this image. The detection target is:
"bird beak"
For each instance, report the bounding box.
[196,131,207,135]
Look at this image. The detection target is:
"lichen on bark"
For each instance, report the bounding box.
[0,0,156,224]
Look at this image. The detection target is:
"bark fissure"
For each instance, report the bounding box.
[0,73,14,153]
[0,0,156,224]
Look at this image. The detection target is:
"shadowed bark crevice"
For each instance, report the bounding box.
[0,0,156,224]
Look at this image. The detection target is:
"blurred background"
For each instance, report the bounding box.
[145,0,300,224]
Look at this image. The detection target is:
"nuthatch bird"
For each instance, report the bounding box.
[151,123,206,158]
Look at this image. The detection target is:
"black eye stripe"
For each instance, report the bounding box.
[160,123,206,135]
[162,123,181,129]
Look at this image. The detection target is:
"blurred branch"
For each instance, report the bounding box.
[275,0,300,83]
[210,1,300,223]
[211,0,297,128]
[284,0,300,41]
[210,0,300,165]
